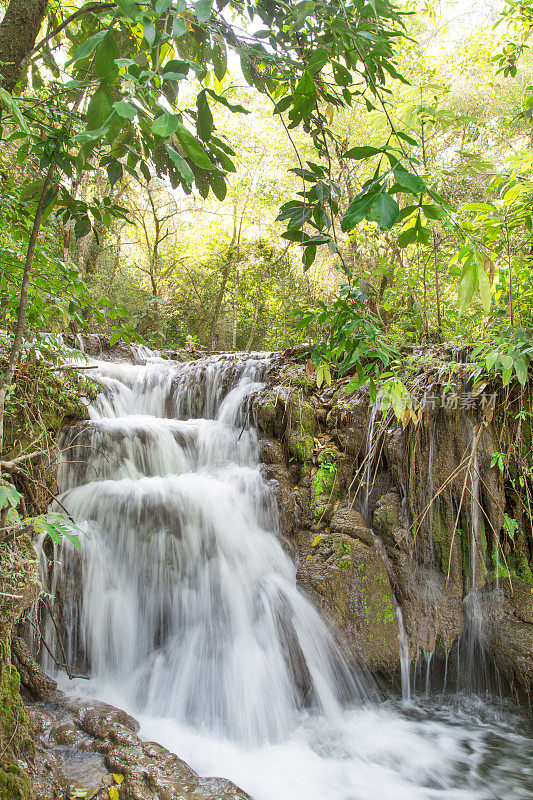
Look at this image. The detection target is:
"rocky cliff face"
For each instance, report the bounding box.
[254,355,533,692]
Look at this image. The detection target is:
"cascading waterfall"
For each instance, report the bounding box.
[43,351,366,745]
[37,349,532,800]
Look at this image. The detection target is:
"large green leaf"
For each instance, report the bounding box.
[393,166,425,194]
[343,146,383,159]
[114,100,137,119]
[212,33,228,81]
[476,255,492,313]
[94,32,120,83]
[194,0,212,23]
[196,91,214,142]
[67,30,106,65]
[209,171,227,201]
[174,123,215,169]
[86,84,113,130]
[457,256,477,314]
[367,192,400,230]
[165,143,194,185]
[152,112,179,137]
[341,189,379,231]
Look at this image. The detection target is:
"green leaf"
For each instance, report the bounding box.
[196,91,214,142]
[303,244,317,270]
[332,60,351,87]
[421,203,445,220]
[0,484,22,510]
[107,160,123,187]
[212,34,228,81]
[393,166,425,194]
[367,192,400,230]
[172,17,188,37]
[143,20,156,45]
[194,0,212,23]
[476,257,491,314]
[397,223,416,248]
[94,32,120,82]
[457,257,477,315]
[462,202,495,212]
[162,58,189,80]
[206,89,249,114]
[514,358,528,386]
[113,100,136,119]
[0,88,29,133]
[208,171,227,201]
[86,83,113,130]
[109,330,121,346]
[67,30,106,65]
[342,146,383,159]
[74,217,91,239]
[152,111,178,138]
[501,354,513,370]
[174,123,215,169]
[165,143,194,185]
[341,189,379,231]
[115,0,138,19]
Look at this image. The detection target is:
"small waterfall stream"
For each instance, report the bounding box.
[40,350,531,800]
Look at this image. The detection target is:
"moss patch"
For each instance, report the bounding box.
[0,639,33,800]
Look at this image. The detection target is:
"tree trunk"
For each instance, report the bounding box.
[0,161,55,461]
[231,267,240,350]
[208,258,232,350]
[245,270,263,351]
[0,0,48,93]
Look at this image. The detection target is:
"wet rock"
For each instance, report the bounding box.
[372,491,403,549]
[49,720,93,750]
[25,693,253,800]
[278,364,315,390]
[490,616,533,688]
[330,505,374,546]
[12,636,57,699]
[104,740,252,800]
[71,698,140,739]
[262,464,298,535]
[259,437,285,465]
[254,391,281,436]
[326,394,369,458]
[390,554,464,654]
[504,577,533,625]
[302,534,400,673]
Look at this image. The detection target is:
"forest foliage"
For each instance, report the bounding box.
[0,0,533,437]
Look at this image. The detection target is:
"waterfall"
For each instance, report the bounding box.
[34,350,532,800]
[43,351,370,745]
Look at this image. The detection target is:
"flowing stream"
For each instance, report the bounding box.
[42,350,532,800]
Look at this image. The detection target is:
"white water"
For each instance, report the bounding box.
[43,350,532,799]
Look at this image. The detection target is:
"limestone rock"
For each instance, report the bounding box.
[259,437,285,465]
[302,534,400,673]
[372,491,403,549]
[330,505,374,545]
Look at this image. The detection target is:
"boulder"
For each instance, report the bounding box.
[330,505,374,545]
[302,533,400,673]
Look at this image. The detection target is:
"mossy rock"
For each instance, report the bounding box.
[0,764,29,800]
[305,534,400,673]
[279,365,315,390]
[0,644,33,800]
[312,449,340,519]
[372,491,401,548]
[254,392,279,435]
[288,432,313,463]
[432,505,462,585]
[287,396,316,437]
